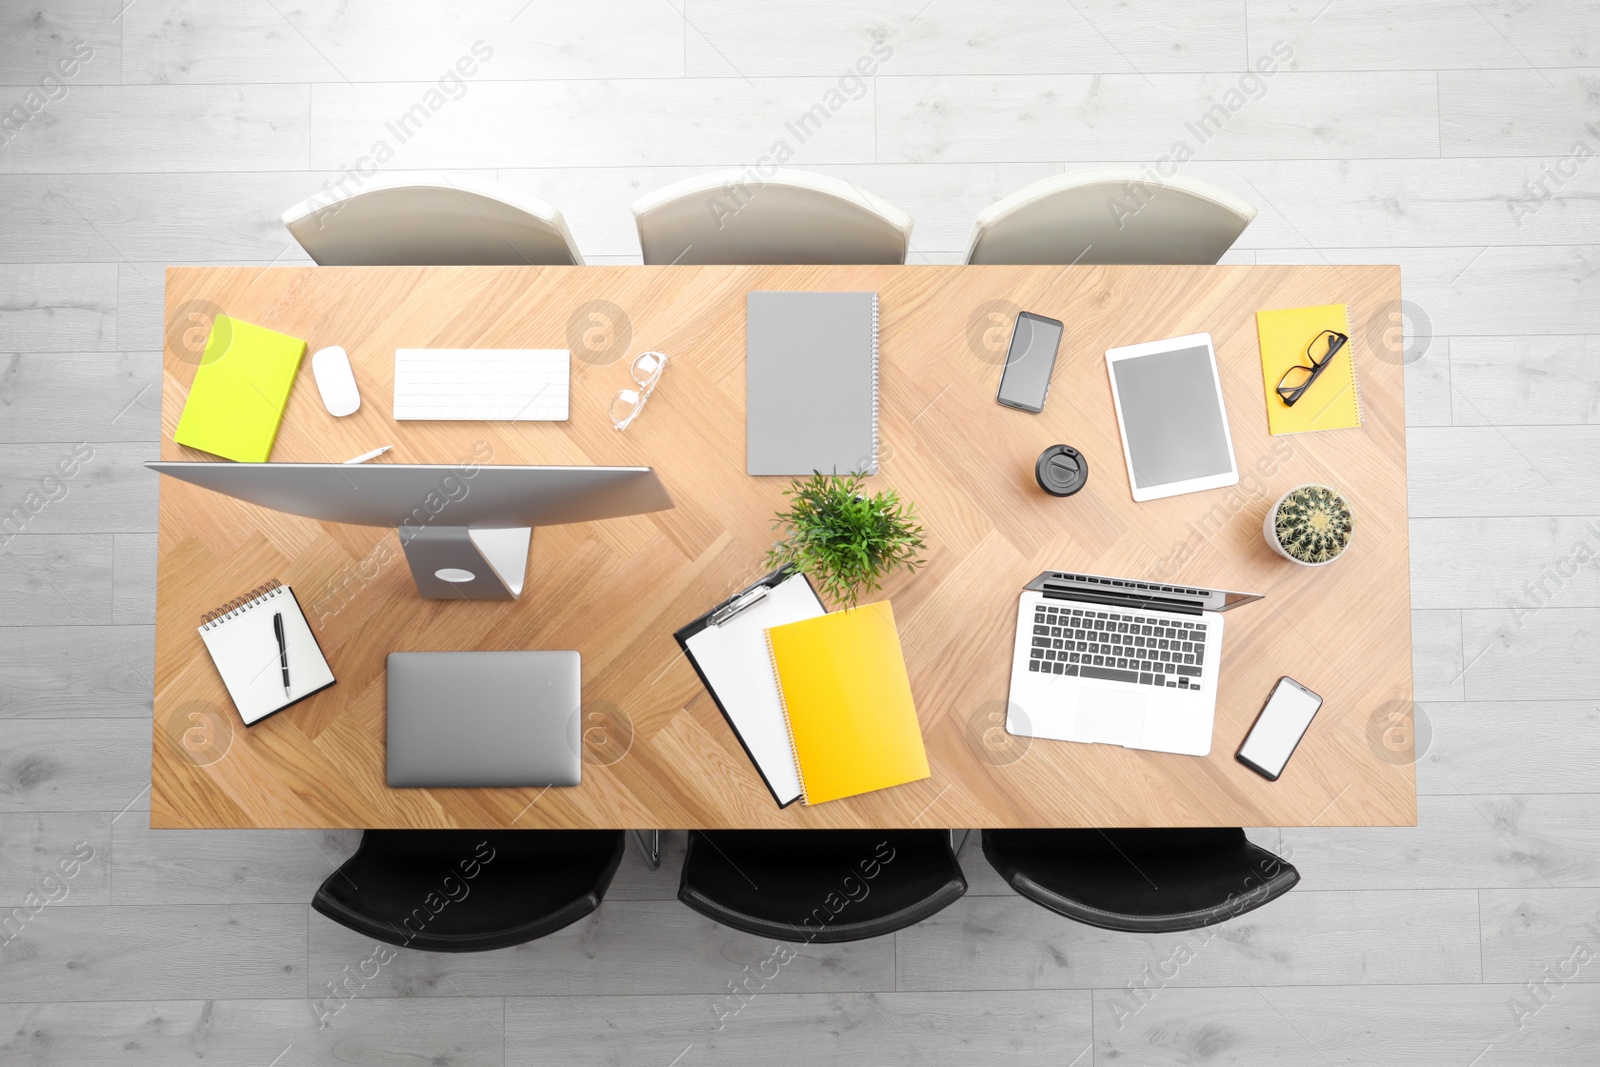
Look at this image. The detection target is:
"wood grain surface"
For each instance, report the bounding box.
[154,263,1411,829]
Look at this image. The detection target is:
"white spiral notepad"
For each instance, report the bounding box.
[197,580,335,725]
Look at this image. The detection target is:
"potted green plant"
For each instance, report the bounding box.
[765,472,927,608]
[1264,483,1353,566]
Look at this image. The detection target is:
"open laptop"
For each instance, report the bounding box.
[1007,571,1261,756]
[387,651,582,788]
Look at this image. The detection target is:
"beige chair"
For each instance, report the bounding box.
[964,169,1256,265]
[282,175,583,266]
[632,169,912,265]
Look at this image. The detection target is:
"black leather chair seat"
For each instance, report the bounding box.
[313,829,625,952]
[678,830,966,943]
[982,827,1298,933]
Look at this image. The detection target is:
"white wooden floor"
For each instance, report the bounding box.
[2,1,1599,1063]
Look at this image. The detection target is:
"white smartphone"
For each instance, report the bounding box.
[1236,676,1322,781]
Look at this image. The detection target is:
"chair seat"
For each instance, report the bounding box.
[982,828,1298,933]
[679,830,966,943]
[313,830,624,952]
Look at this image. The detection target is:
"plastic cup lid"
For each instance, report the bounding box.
[1036,445,1088,497]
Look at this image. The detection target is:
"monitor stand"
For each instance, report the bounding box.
[400,526,531,600]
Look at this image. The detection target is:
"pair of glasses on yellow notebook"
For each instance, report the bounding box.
[608,350,668,430]
[1275,330,1348,407]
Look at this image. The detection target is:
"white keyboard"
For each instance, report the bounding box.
[393,349,570,421]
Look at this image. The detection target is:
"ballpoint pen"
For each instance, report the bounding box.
[273,611,290,696]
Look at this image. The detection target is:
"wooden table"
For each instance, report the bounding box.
[154,264,1413,830]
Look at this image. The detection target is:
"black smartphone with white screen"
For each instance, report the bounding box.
[995,311,1064,413]
[1236,676,1323,781]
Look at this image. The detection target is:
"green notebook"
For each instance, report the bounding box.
[173,315,307,462]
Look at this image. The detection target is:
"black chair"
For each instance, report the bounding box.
[982,828,1298,933]
[313,830,625,952]
[678,830,966,943]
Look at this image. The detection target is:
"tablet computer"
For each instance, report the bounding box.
[1105,333,1239,502]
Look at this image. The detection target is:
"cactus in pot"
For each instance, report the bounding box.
[1264,484,1353,566]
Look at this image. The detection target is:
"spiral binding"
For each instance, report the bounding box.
[869,294,880,473]
[767,629,810,806]
[200,579,284,630]
[1343,303,1365,426]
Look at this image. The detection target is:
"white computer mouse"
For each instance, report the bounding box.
[312,346,361,416]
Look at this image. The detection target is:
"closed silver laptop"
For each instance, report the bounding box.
[386,651,582,788]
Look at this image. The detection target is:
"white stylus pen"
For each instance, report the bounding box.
[343,446,392,464]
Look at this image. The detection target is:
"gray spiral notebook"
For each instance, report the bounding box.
[746,291,879,475]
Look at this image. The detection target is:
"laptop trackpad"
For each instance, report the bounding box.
[1075,687,1146,745]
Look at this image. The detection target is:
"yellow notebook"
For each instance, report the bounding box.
[173,315,307,462]
[1256,304,1363,435]
[765,601,930,805]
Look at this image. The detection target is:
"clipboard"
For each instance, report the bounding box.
[674,567,824,808]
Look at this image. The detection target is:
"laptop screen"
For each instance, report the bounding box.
[1034,571,1261,614]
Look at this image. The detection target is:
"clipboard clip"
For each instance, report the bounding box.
[709,585,771,627]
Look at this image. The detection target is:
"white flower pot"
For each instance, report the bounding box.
[1264,484,1352,567]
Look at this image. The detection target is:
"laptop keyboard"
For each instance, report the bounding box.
[1027,604,1208,691]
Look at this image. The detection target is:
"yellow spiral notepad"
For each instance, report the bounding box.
[765,601,930,805]
[1256,304,1363,435]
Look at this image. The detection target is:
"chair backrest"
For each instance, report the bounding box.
[282,176,584,266]
[632,169,912,265]
[311,829,624,952]
[965,168,1256,265]
[678,830,966,942]
[982,827,1298,933]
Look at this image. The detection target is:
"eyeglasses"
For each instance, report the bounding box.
[609,351,669,430]
[1276,330,1348,407]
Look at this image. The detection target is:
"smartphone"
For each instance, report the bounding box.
[1236,677,1323,781]
[995,311,1064,413]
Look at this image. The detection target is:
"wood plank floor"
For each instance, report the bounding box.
[2,1,1597,1063]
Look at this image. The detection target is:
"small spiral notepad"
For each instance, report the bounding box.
[1256,304,1364,435]
[198,580,335,725]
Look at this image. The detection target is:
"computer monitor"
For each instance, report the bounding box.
[148,462,673,600]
